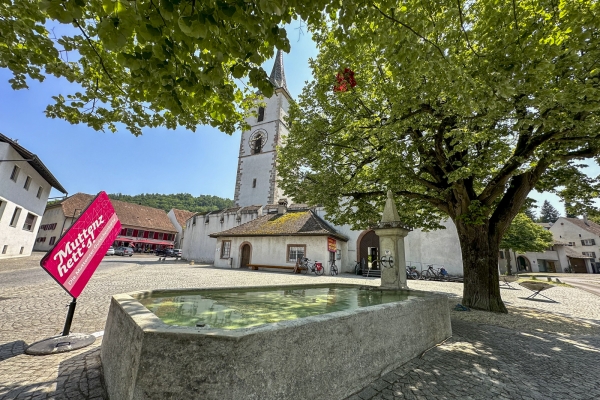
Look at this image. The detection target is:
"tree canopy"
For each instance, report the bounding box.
[277,0,600,311]
[500,213,554,254]
[108,192,233,213]
[538,200,561,223]
[0,0,331,135]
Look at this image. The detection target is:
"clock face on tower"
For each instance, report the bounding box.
[249,130,267,155]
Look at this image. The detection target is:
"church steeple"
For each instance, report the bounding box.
[269,49,288,92]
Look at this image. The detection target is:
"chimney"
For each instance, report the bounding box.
[277,198,288,215]
[583,213,589,226]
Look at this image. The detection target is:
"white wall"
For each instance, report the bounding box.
[0,143,52,258]
[33,206,67,252]
[182,208,262,263]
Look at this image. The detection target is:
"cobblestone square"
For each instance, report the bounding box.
[1,255,600,399]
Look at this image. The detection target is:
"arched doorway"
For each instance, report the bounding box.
[358,230,380,270]
[240,243,251,268]
[516,256,531,272]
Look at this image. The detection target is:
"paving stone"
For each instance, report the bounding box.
[2,256,600,400]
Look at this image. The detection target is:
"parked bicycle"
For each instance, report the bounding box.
[406,266,420,280]
[300,258,324,276]
[421,265,448,280]
[353,260,363,275]
[329,260,339,276]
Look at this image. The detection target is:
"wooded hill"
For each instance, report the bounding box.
[108,193,234,214]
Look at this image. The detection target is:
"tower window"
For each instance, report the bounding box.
[250,130,266,155]
[252,179,257,188]
[257,106,265,122]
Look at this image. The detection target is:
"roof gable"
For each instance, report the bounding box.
[560,218,600,236]
[209,210,348,241]
[171,208,196,228]
[55,193,177,232]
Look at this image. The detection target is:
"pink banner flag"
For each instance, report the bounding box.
[41,192,121,298]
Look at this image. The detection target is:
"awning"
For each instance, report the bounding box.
[115,236,135,242]
[134,239,174,246]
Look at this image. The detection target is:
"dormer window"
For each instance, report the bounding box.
[257,106,265,122]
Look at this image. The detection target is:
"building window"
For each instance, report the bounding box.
[2,245,7,254]
[22,213,36,231]
[19,247,24,254]
[582,239,596,246]
[10,165,20,182]
[257,106,265,122]
[498,251,505,259]
[0,200,4,222]
[23,176,31,190]
[192,216,196,225]
[137,230,144,238]
[583,252,597,258]
[287,244,306,263]
[220,240,231,258]
[126,228,134,237]
[49,237,56,245]
[9,207,21,227]
[36,186,43,199]
[252,179,256,188]
[568,242,575,246]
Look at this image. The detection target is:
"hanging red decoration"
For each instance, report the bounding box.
[333,68,357,92]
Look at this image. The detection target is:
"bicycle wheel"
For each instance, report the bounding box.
[301,262,308,274]
[330,264,338,276]
[408,270,419,280]
[316,266,324,276]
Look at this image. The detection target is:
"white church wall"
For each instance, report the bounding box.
[182,208,262,263]
[236,152,276,206]
[405,219,464,276]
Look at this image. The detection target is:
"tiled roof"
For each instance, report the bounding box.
[171,208,196,228]
[209,210,348,241]
[563,218,600,236]
[50,193,177,233]
[0,132,67,193]
[564,246,595,259]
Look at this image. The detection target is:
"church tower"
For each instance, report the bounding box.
[233,50,291,207]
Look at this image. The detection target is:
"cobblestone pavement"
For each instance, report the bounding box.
[1,256,600,399]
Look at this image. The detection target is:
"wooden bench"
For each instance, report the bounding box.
[247,264,299,273]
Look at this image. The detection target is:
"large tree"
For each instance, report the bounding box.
[278,0,600,312]
[538,200,561,223]
[500,213,554,275]
[0,0,330,135]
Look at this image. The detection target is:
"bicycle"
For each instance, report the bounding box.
[406,266,420,280]
[421,265,447,280]
[299,258,324,276]
[353,261,363,275]
[329,260,339,276]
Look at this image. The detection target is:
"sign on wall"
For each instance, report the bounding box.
[40,192,121,298]
[327,237,337,252]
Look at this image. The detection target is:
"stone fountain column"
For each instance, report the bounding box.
[373,191,412,290]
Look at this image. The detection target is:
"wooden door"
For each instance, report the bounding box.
[240,244,251,268]
[571,258,587,273]
[547,261,556,273]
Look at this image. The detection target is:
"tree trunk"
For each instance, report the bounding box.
[505,250,513,276]
[456,222,507,313]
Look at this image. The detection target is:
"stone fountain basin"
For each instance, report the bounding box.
[101,284,451,400]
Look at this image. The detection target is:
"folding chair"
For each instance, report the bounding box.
[519,281,557,303]
[500,276,516,289]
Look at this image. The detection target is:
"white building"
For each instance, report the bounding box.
[549,217,600,273]
[0,133,67,259]
[182,52,465,276]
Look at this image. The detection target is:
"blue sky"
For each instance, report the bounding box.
[0,23,595,217]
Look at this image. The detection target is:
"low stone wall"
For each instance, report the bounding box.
[101,285,451,400]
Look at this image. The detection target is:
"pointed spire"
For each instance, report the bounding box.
[269,49,288,92]
[381,190,402,223]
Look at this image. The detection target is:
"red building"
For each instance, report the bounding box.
[34,193,177,252]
